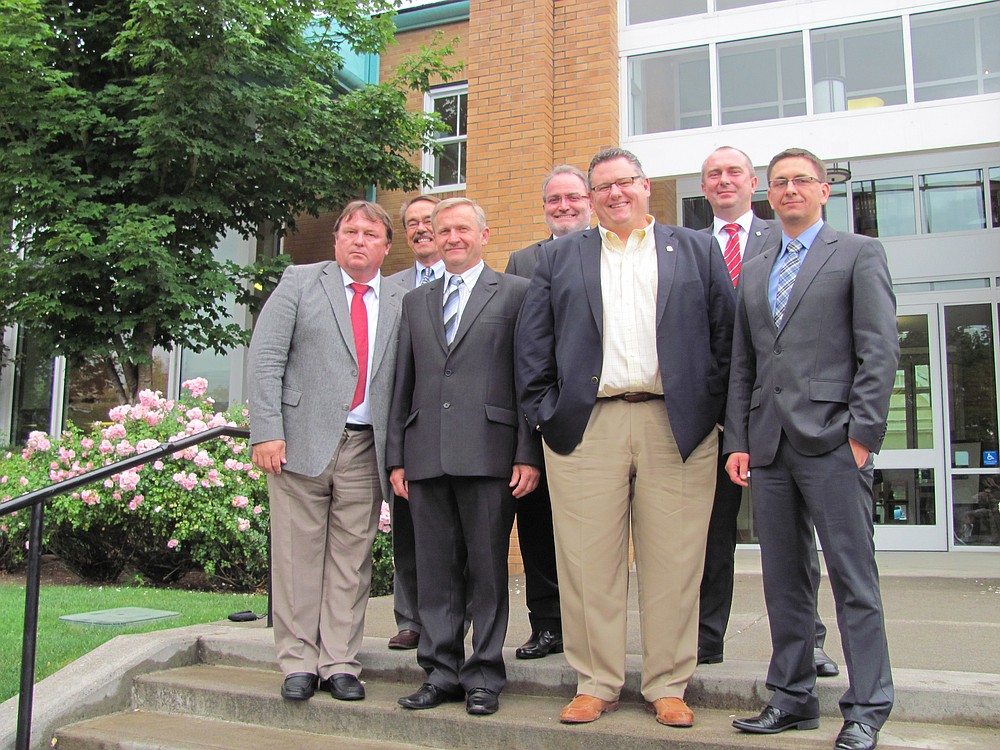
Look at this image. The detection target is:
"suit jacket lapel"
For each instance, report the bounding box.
[778,224,837,330]
[321,263,356,361]
[744,217,777,262]
[654,224,677,327]
[423,276,449,353]
[450,264,498,350]
[579,230,604,336]
[371,278,401,376]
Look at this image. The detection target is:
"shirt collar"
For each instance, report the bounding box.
[444,259,486,289]
[781,219,825,253]
[340,268,382,298]
[416,259,446,279]
[713,210,754,236]
[597,215,656,248]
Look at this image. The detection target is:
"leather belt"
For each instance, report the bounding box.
[344,423,373,431]
[601,392,664,403]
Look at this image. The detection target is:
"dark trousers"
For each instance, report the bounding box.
[514,476,561,634]
[753,437,893,728]
[390,494,420,632]
[409,475,516,695]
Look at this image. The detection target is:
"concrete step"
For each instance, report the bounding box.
[119,663,1000,750]
[198,629,1000,729]
[54,710,426,750]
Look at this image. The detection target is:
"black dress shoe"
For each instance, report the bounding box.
[815,647,841,677]
[732,705,820,734]
[323,673,365,701]
[515,630,564,659]
[466,687,500,715]
[398,682,465,710]
[835,720,879,750]
[280,672,317,701]
[697,651,724,665]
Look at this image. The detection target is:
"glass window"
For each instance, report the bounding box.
[911,1,1000,102]
[627,0,704,24]
[944,304,998,469]
[681,197,713,230]
[990,166,1000,228]
[811,18,905,112]
[885,315,933,450]
[9,328,54,445]
[852,177,916,237]
[629,47,710,135]
[823,183,850,233]
[719,33,805,125]
[872,469,936,526]
[426,85,468,189]
[953,474,1000,546]
[920,169,986,233]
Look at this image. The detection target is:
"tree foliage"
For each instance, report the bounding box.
[0,0,459,401]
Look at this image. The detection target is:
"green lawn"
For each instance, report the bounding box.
[0,582,267,703]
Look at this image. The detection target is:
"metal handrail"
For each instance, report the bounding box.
[0,425,251,750]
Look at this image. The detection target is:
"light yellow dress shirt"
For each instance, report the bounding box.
[597,216,662,397]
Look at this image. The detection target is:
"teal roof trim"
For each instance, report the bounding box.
[395,1,470,32]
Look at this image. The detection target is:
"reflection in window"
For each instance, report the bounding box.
[944,304,998,468]
[681,191,772,231]
[719,33,805,125]
[872,469,935,526]
[629,47,710,135]
[886,315,933,451]
[627,0,703,24]
[180,349,231,411]
[427,85,468,188]
[911,1,1000,102]
[10,329,54,445]
[811,18,905,113]
[953,474,1000,546]
[990,167,1000,228]
[920,170,986,233]
[824,183,850,233]
[852,177,915,237]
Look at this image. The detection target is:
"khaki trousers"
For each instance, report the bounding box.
[268,427,381,678]
[544,399,717,701]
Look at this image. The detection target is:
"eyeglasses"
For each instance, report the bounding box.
[543,193,587,206]
[591,176,643,194]
[404,218,433,229]
[768,176,822,190]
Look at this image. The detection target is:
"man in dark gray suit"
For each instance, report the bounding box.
[697,146,838,679]
[388,198,542,716]
[504,165,592,660]
[726,148,898,750]
[384,194,442,652]
[248,201,403,703]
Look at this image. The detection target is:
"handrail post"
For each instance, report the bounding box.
[15,502,45,750]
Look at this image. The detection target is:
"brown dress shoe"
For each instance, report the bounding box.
[388,629,419,650]
[559,694,619,724]
[646,697,694,727]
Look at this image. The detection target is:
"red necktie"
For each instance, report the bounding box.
[349,283,369,410]
[722,223,742,287]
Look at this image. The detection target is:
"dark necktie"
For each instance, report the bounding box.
[348,283,369,409]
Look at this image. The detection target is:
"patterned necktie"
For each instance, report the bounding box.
[772,239,802,327]
[419,266,434,285]
[348,283,369,409]
[443,275,463,345]
[722,223,742,287]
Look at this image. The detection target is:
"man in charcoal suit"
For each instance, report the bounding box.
[503,164,593,659]
[726,148,898,750]
[388,198,542,716]
[697,146,838,679]
[248,201,402,702]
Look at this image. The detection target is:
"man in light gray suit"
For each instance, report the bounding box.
[697,146,838,679]
[248,200,403,703]
[384,194,443,652]
[725,148,898,750]
[388,197,542,717]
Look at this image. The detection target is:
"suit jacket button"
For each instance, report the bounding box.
[445,369,453,377]
[591,376,599,384]
[443,402,451,409]
[773,347,782,355]
[774,386,782,394]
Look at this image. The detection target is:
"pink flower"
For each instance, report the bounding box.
[128,495,144,511]
[185,407,204,421]
[224,459,242,471]
[108,405,130,423]
[138,390,163,409]
[378,501,392,533]
[98,439,114,455]
[27,431,51,451]
[193,450,213,468]
[18,477,28,487]
[102,423,127,440]
[115,440,135,456]
[237,518,251,532]
[182,377,209,399]
[103,479,114,488]
[144,411,163,427]
[253,505,263,515]
[57,447,76,463]
[81,489,100,505]
[232,495,250,509]
[136,438,160,454]
[172,472,198,491]
[185,419,208,435]
[231,442,245,454]
[80,437,94,451]
[117,469,141,491]
[166,538,179,549]
[0,476,6,483]
[153,460,165,471]
[207,413,228,428]
[247,470,261,480]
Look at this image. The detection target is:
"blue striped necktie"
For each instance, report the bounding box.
[419,266,434,285]
[443,275,463,345]
[773,239,803,327]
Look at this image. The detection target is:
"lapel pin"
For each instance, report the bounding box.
[755,230,762,236]
[666,245,674,253]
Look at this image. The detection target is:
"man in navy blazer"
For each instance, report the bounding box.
[517,148,734,728]
[726,148,898,750]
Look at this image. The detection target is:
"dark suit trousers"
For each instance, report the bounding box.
[699,436,828,656]
[409,475,516,695]
[752,436,893,729]
[515,475,561,634]
[390,493,420,633]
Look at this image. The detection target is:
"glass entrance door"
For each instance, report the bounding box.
[874,306,948,550]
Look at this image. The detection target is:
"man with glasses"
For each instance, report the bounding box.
[517,148,734,728]
[726,148,897,750]
[385,195,443,652]
[504,165,593,661]
[697,147,839,680]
